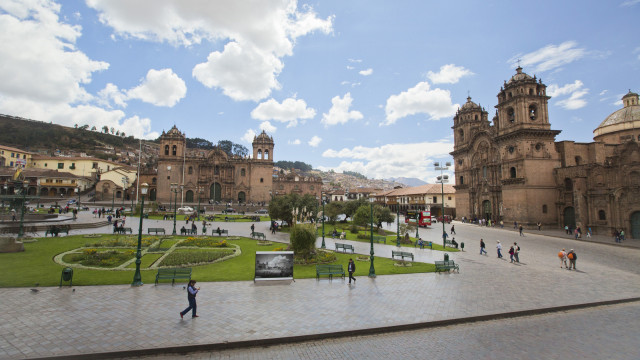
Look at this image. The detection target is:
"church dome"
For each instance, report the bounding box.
[253,130,273,144]
[594,90,640,143]
[507,66,533,84]
[460,96,481,111]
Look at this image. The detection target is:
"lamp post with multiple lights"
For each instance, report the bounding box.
[434,161,451,249]
[132,183,149,286]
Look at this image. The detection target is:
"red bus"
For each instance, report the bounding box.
[405,210,432,227]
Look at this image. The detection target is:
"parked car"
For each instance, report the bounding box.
[256,209,268,214]
[224,208,236,213]
[67,199,77,205]
[177,206,194,212]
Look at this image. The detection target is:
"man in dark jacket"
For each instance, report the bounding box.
[347,258,356,284]
[568,249,577,270]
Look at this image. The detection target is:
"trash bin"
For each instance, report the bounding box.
[460,242,465,251]
[60,267,73,287]
[444,253,449,261]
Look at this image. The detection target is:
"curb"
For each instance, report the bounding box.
[25,296,640,360]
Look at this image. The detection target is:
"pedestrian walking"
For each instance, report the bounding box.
[620,229,625,242]
[558,248,568,268]
[450,225,456,235]
[508,246,515,263]
[347,258,356,284]
[586,227,592,238]
[565,225,569,234]
[250,223,255,233]
[574,228,579,239]
[567,249,577,270]
[513,242,520,262]
[180,280,200,318]
[496,241,503,258]
[514,221,518,229]
[480,238,487,255]
[537,222,541,231]
[519,225,524,236]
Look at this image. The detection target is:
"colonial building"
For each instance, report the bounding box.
[451,67,640,238]
[272,170,322,199]
[372,184,456,218]
[0,145,31,168]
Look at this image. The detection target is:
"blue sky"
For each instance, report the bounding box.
[1,0,639,182]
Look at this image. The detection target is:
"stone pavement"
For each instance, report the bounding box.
[1,221,640,359]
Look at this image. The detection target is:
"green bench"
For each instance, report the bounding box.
[148,228,166,235]
[213,229,229,236]
[335,243,354,253]
[445,240,459,249]
[251,232,266,240]
[435,260,459,273]
[315,264,345,280]
[45,226,70,237]
[372,235,387,244]
[113,227,132,234]
[155,268,192,285]
[392,250,414,261]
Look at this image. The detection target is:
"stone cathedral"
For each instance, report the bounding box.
[451,67,640,238]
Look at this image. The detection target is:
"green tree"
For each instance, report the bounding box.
[268,193,318,226]
[324,201,343,227]
[232,143,249,157]
[290,224,316,259]
[343,198,368,221]
[353,204,377,236]
[374,205,395,228]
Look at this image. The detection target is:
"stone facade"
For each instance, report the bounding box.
[272,170,322,199]
[451,68,640,238]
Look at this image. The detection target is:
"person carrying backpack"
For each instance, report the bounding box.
[513,242,520,262]
[558,249,568,268]
[567,249,577,270]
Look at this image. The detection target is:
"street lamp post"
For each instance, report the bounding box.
[111,190,115,213]
[171,183,178,235]
[396,206,400,247]
[132,183,149,286]
[368,202,376,277]
[434,161,451,249]
[121,177,128,209]
[75,186,80,219]
[321,193,326,249]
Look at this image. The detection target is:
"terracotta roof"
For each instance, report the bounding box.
[0,168,80,179]
[385,184,456,196]
[0,144,32,154]
[31,155,133,168]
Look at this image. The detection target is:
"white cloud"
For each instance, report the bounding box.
[346,66,354,70]
[127,68,186,107]
[87,0,333,102]
[426,64,473,84]
[359,68,373,76]
[251,97,316,127]
[98,83,128,108]
[259,121,277,133]
[599,89,608,96]
[621,0,640,6]
[547,80,589,110]
[288,139,301,145]
[383,81,458,125]
[308,135,322,147]
[241,129,256,143]
[318,140,454,181]
[513,41,586,73]
[321,93,363,127]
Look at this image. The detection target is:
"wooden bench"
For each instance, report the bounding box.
[372,235,387,244]
[335,243,354,253]
[113,227,132,234]
[434,260,459,273]
[45,226,70,237]
[316,264,345,280]
[251,232,266,240]
[213,229,229,236]
[148,228,166,235]
[392,250,414,261]
[155,268,192,285]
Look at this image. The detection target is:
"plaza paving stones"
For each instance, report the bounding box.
[1,220,640,359]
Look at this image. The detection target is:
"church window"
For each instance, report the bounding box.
[257,150,262,159]
[265,150,269,160]
[507,108,515,122]
[164,145,169,155]
[564,178,573,191]
[482,166,487,178]
[474,115,478,121]
[508,92,512,99]
[152,177,156,184]
[260,178,264,183]
[510,167,517,179]
[172,145,177,156]
[433,196,437,203]
[241,169,246,176]
[215,166,220,175]
[508,146,515,154]
[542,205,548,213]
[574,156,582,166]
[598,210,606,221]
[188,166,193,175]
[529,104,537,120]
[458,129,464,141]
[535,143,542,151]
[460,176,464,185]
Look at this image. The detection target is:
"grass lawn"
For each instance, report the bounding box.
[315,228,459,252]
[0,234,436,287]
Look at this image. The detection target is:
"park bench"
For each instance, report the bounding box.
[154,268,192,285]
[434,260,459,273]
[251,232,266,240]
[148,228,166,235]
[392,250,414,261]
[45,226,70,237]
[445,240,459,249]
[113,227,132,234]
[213,229,229,236]
[415,240,432,249]
[335,243,354,253]
[372,235,387,244]
[315,264,345,280]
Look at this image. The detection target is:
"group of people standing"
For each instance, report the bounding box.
[494,240,521,263]
[557,248,578,270]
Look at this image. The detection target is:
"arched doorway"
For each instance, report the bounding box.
[631,211,640,239]
[482,200,492,220]
[185,190,194,202]
[149,188,157,201]
[209,182,221,202]
[238,191,246,203]
[40,188,48,196]
[563,207,576,228]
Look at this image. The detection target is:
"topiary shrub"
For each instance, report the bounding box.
[350,225,359,234]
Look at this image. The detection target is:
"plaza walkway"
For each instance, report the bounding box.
[1,217,640,359]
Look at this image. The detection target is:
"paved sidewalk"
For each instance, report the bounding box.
[2,224,640,359]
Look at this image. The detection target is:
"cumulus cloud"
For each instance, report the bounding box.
[321,93,363,127]
[87,0,334,102]
[127,68,186,107]
[259,121,277,133]
[512,41,586,73]
[383,81,458,125]
[547,80,589,110]
[359,68,373,76]
[318,141,454,181]
[98,83,128,108]
[251,97,316,127]
[288,139,301,145]
[308,135,322,147]
[427,64,473,84]
[241,129,256,143]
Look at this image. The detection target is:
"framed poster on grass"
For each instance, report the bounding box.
[254,251,294,281]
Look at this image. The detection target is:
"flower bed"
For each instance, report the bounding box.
[84,236,155,248]
[176,237,228,248]
[159,249,234,267]
[63,249,135,268]
[293,250,337,265]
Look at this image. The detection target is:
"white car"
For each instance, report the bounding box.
[177,206,194,213]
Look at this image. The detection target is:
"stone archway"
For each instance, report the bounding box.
[149,188,157,201]
[238,191,246,203]
[631,211,640,239]
[563,207,576,228]
[209,183,221,202]
[482,200,492,220]
[185,190,194,202]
